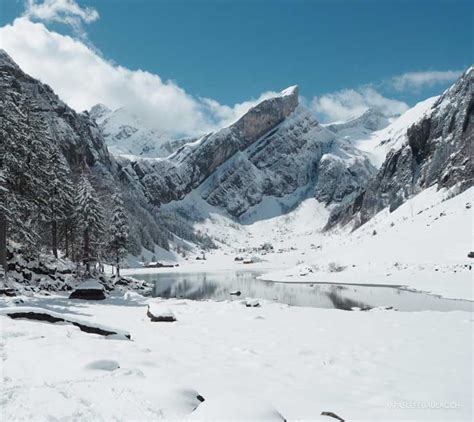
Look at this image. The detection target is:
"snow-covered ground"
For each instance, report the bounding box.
[1,293,472,421]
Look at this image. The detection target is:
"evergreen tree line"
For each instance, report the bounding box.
[0,103,129,277]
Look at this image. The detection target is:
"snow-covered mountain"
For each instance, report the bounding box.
[121,86,376,218]
[89,104,193,158]
[1,48,472,258]
[327,66,473,229]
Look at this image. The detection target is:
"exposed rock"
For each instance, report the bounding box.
[246,298,260,307]
[147,304,176,322]
[326,67,474,230]
[69,280,106,300]
[1,306,131,338]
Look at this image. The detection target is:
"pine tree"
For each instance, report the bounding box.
[75,172,105,275]
[45,145,74,258]
[0,98,42,257]
[107,193,129,277]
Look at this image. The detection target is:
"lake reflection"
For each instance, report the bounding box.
[130,271,473,312]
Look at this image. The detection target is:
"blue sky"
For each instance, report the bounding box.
[0,0,472,133]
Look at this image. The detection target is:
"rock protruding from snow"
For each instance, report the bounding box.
[69,280,106,300]
[246,298,260,307]
[147,304,176,322]
[0,306,131,338]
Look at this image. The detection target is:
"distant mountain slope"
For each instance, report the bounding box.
[326,66,473,230]
[90,104,193,158]
[327,108,391,141]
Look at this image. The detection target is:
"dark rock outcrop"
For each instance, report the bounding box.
[69,280,106,300]
[327,67,473,230]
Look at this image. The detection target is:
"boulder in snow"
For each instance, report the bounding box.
[246,298,260,307]
[147,304,176,322]
[69,280,106,300]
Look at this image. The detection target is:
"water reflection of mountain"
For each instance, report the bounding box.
[133,271,473,312]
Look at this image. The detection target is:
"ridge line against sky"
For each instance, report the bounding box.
[0,0,470,136]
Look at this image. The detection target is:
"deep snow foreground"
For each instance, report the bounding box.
[1,293,472,421]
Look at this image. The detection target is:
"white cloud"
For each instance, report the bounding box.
[23,0,99,38]
[391,70,461,91]
[0,18,277,137]
[311,87,409,123]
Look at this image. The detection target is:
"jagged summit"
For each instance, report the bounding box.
[279,85,299,97]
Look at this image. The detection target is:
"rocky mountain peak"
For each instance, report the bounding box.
[231,84,299,144]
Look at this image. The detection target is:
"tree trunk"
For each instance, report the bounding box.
[116,255,120,278]
[0,213,7,273]
[84,227,90,275]
[64,225,69,258]
[52,220,58,258]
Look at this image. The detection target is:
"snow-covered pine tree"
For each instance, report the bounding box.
[0,97,43,258]
[46,145,75,258]
[75,171,106,275]
[108,193,129,277]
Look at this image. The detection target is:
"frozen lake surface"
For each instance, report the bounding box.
[129,271,473,312]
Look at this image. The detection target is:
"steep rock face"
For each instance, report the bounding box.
[326,67,473,229]
[125,86,301,207]
[199,108,375,216]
